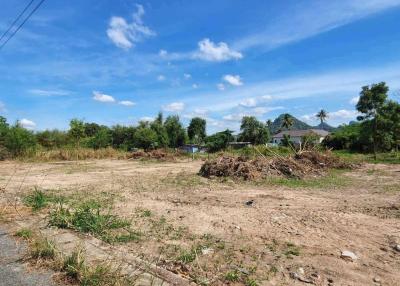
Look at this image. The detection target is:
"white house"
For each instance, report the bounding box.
[271,129,330,145]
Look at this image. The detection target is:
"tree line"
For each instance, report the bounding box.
[0,111,271,159]
[1,82,398,159]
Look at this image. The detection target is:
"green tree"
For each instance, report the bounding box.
[238,116,270,145]
[134,127,157,150]
[68,119,86,147]
[316,109,328,129]
[164,115,186,148]
[86,127,112,149]
[36,130,68,149]
[150,120,169,148]
[356,82,388,159]
[187,117,206,144]
[205,129,234,152]
[4,123,37,157]
[110,125,136,150]
[84,122,102,137]
[281,114,294,130]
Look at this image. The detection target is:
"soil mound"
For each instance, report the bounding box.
[199,151,354,180]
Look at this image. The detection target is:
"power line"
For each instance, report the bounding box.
[0,0,46,51]
[0,0,35,44]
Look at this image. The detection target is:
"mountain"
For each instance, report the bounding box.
[268,114,312,134]
[268,114,336,134]
[314,122,336,132]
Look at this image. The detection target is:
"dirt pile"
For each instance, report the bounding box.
[199,151,354,180]
[129,149,177,161]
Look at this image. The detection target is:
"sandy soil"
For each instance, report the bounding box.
[0,159,399,286]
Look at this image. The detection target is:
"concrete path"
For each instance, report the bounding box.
[0,228,58,286]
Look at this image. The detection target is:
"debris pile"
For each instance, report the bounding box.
[199,151,354,180]
[129,149,177,161]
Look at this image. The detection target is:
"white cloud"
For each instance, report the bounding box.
[192,84,198,89]
[29,89,70,96]
[107,4,155,49]
[119,100,135,106]
[217,83,225,91]
[194,38,243,62]
[157,75,166,81]
[239,98,257,107]
[329,109,359,120]
[163,102,185,112]
[234,0,400,51]
[261,95,273,100]
[184,73,191,79]
[223,106,283,122]
[159,49,168,57]
[92,91,115,103]
[140,116,154,122]
[20,118,36,129]
[350,96,359,105]
[223,74,243,86]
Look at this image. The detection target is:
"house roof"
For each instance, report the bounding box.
[272,129,330,138]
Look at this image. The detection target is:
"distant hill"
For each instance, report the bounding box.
[314,122,336,132]
[268,114,336,134]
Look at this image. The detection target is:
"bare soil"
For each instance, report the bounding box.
[0,159,399,286]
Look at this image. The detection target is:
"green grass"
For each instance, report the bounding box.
[15,228,33,239]
[260,170,351,189]
[283,242,300,258]
[49,200,138,243]
[334,150,400,164]
[23,189,54,211]
[30,237,56,260]
[225,270,240,282]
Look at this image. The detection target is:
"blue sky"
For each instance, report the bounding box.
[1,0,400,133]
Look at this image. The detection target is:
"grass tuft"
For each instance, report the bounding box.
[15,228,33,239]
[49,200,138,243]
[30,237,56,260]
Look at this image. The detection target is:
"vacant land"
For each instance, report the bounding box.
[1,159,399,285]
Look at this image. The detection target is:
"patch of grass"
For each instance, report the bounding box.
[283,242,300,258]
[140,209,152,217]
[30,237,56,260]
[63,247,86,281]
[178,248,197,264]
[225,270,240,282]
[245,278,259,286]
[23,189,51,211]
[334,150,400,164]
[262,170,350,189]
[49,200,138,244]
[15,228,33,239]
[382,184,400,193]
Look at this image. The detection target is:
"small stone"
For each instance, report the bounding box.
[394,244,400,252]
[245,200,254,206]
[201,247,214,255]
[327,278,334,283]
[298,267,305,275]
[373,277,381,283]
[341,250,358,261]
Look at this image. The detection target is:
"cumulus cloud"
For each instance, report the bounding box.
[184,73,191,79]
[29,89,70,96]
[192,84,198,89]
[329,109,359,120]
[194,38,243,62]
[163,102,185,112]
[92,91,115,103]
[107,4,155,49]
[223,74,243,86]
[159,49,168,57]
[20,118,36,129]
[119,100,135,106]
[350,96,360,105]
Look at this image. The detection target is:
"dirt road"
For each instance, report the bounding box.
[0,159,399,285]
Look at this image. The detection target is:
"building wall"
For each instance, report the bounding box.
[272,136,325,145]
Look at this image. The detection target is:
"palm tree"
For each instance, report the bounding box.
[316,109,328,129]
[281,114,294,130]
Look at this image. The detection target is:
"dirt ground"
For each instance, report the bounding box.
[0,159,399,286]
